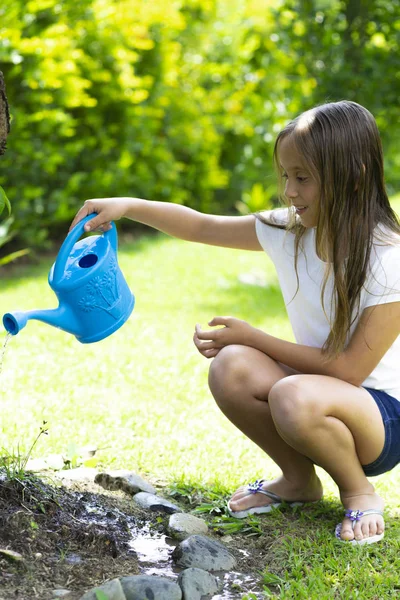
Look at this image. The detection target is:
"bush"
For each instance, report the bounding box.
[0,0,398,250]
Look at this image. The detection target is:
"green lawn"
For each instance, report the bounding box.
[1,199,400,598]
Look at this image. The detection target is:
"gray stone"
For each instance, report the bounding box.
[56,467,98,482]
[95,471,156,495]
[178,568,219,600]
[133,492,181,514]
[120,575,182,600]
[172,535,236,572]
[52,590,72,598]
[26,454,65,471]
[168,513,208,541]
[79,578,126,600]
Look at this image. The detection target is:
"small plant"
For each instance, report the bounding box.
[0,421,49,482]
[63,441,99,469]
[0,185,10,216]
[0,184,28,266]
[95,590,109,600]
[210,513,264,537]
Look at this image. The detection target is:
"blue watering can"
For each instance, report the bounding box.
[3,214,135,343]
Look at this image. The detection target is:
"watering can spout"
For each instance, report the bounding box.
[3,213,134,343]
[3,306,79,337]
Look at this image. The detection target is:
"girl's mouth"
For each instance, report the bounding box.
[294,206,308,215]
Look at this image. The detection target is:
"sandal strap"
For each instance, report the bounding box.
[246,480,282,503]
[344,508,384,530]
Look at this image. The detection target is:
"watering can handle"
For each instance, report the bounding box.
[53,214,118,284]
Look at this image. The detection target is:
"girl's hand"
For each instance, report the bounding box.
[69,197,133,232]
[193,316,254,359]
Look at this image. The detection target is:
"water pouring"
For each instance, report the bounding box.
[3,214,134,343]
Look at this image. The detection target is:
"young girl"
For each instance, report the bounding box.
[70,100,400,545]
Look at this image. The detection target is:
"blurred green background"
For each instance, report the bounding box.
[0,0,399,253]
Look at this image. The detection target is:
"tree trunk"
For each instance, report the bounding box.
[0,71,10,156]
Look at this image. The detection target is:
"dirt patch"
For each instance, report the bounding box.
[0,471,272,600]
[0,471,145,600]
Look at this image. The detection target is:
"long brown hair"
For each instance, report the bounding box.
[257,100,400,358]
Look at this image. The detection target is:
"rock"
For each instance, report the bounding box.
[56,467,98,482]
[0,548,24,562]
[168,513,208,540]
[52,590,72,598]
[95,471,156,495]
[133,492,181,514]
[120,575,182,600]
[42,453,66,470]
[172,535,236,572]
[79,578,126,600]
[25,457,50,471]
[178,567,219,600]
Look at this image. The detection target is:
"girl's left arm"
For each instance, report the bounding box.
[194,302,400,387]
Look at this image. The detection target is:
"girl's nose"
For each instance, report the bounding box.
[285,181,298,198]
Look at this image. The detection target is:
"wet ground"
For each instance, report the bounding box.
[0,471,268,599]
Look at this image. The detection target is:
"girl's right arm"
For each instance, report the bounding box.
[69,197,262,251]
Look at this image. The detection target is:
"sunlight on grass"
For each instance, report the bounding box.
[1,200,400,599]
[0,235,293,489]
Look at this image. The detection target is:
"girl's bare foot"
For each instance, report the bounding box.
[339,490,385,542]
[228,473,323,513]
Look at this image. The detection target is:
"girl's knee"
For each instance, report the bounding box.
[269,376,317,431]
[208,345,252,397]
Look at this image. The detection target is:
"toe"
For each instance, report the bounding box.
[376,515,385,535]
[369,521,377,538]
[340,519,355,541]
[228,495,253,512]
[361,521,370,539]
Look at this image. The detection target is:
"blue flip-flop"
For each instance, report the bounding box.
[335,509,385,545]
[227,479,303,519]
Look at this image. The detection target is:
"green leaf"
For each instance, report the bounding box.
[0,186,11,217]
[95,591,109,600]
[0,248,30,266]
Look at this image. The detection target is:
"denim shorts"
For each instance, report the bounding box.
[362,387,400,477]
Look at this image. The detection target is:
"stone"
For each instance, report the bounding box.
[25,458,49,471]
[178,567,219,600]
[133,492,181,514]
[168,513,208,540]
[56,467,98,482]
[95,471,156,495]
[79,578,126,600]
[120,575,182,600]
[172,535,236,572]
[52,590,72,598]
[0,548,24,562]
[42,453,66,470]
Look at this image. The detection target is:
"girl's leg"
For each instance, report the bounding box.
[268,375,386,542]
[208,345,324,510]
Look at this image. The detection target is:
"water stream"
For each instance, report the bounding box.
[129,527,264,599]
[0,332,11,378]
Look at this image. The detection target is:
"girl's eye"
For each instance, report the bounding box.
[297,177,308,183]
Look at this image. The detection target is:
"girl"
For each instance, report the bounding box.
[70,100,400,545]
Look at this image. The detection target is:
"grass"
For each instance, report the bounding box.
[1,197,400,599]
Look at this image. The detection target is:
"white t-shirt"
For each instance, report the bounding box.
[255,209,400,401]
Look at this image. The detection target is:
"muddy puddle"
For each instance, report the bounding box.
[129,525,264,599]
[0,473,267,599]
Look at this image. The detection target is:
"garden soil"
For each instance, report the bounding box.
[0,472,272,600]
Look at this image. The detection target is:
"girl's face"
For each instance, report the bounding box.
[278,136,320,228]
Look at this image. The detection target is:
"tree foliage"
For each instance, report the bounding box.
[0,0,399,248]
